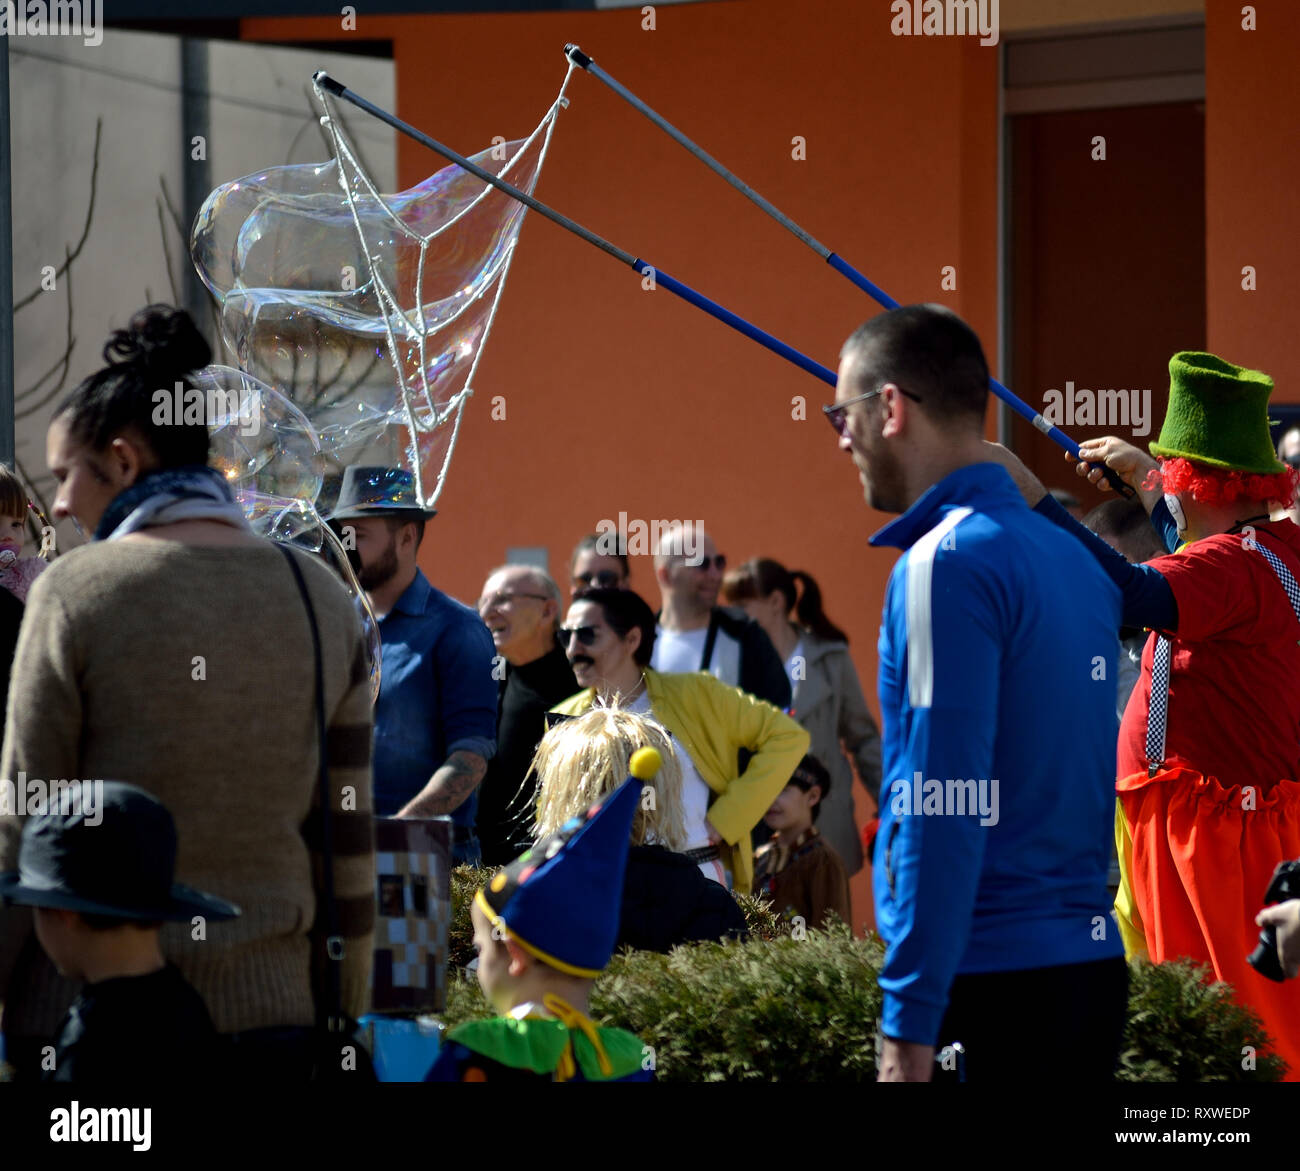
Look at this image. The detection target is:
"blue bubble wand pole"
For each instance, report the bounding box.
[562,44,1133,498]
[313,72,837,389]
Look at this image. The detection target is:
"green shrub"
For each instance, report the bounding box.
[448,865,485,971]
[1117,957,1285,1082]
[440,865,1283,1082]
[593,924,881,1081]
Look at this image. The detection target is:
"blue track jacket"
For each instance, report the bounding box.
[871,464,1125,1045]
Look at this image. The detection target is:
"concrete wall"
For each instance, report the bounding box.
[8,30,394,541]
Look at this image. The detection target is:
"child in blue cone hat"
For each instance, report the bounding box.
[426,757,658,1083]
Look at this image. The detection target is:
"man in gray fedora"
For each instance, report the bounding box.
[331,466,497,864]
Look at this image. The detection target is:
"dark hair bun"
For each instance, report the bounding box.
[102,304,211,383]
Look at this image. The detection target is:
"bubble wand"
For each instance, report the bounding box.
[561,44,1134,499]
[312,72,837,389]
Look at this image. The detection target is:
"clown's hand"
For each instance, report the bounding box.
[980,442,1047,508]
[1256,900,1300,980]
[1069,437,1160,512]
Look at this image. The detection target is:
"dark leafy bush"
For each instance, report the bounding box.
[1117,957,1285,1082]
[441,865,1283,1082]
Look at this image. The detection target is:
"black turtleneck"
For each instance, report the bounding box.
[475,643,579,866]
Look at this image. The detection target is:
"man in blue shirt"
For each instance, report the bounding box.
[333,467,497,865]
[827,306,1126,1083]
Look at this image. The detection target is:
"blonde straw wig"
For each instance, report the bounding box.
[531,704,686,850]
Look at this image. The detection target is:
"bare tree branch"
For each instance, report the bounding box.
[157,197,181,305]
[158,173,189,244]
[16,244,80,421]
[15,247,76,406]
[13,118,102,313]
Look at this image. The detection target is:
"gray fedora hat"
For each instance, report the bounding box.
[329,466,438,522]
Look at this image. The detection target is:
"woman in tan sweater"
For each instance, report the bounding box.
[0,306,374,1081]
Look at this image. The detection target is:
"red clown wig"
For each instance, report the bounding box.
[1144,457,1300,510]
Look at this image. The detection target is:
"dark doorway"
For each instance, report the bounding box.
[1007,100,1206,505]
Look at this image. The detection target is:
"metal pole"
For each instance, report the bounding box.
[314,71,838,388]
[180,38,211,326]
[0,38,15,468]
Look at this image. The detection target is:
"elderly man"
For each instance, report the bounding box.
[830,304,1126,1084]
[475,564,577,865]
[551,587,807,894]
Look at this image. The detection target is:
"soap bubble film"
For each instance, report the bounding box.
[191,71,574,509]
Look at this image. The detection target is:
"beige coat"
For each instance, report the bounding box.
[790,633,882,875]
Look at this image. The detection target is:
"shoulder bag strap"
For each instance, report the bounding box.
[277,543,344,1030]
[700,609,720,673]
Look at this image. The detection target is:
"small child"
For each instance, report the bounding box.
[753,754,852,931]
[0,781,240,1083]
[427,769,654,1082]
[0,465,51,604]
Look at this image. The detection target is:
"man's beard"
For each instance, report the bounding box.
[862,441,908,515]
[358,534,400,591]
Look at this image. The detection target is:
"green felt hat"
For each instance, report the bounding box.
[1150,352,1285,474]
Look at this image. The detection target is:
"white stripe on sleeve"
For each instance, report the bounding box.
[905,507,973,710]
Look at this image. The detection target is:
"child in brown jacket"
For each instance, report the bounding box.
[753,754,852,931]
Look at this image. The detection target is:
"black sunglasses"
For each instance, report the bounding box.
[573,569,623,589]
[557,624,600,647]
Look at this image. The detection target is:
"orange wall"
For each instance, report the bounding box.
[244,0,1001,927]
[1205,0,1300,398]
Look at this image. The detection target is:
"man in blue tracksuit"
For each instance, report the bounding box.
[828,304,1127,1083]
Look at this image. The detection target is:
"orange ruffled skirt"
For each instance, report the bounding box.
[1116,765,1300,1080]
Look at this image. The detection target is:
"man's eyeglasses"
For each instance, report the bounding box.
[477,591,549,612]
[557,625,601,647]
[572,570,623,589]
[823,384,923,437]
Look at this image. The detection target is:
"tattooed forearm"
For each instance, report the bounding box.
[397,750,487,817]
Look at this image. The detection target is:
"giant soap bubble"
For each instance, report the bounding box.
[191,73,573,511]
[202,364,382,702]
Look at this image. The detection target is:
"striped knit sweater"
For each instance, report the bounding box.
[0,538,375,1041]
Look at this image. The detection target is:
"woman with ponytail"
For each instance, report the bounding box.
[721,558,882,876]
[0,305,375,1081]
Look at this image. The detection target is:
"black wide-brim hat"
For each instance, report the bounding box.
[329,465,438,522]
[0,781,240,923]
[0,873,240,922]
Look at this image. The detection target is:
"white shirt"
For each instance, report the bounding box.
[651,623,741,688]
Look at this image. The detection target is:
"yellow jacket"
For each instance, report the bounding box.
[551,669,810,893]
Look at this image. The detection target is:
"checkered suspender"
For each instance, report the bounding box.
[1145,534,1300,777]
